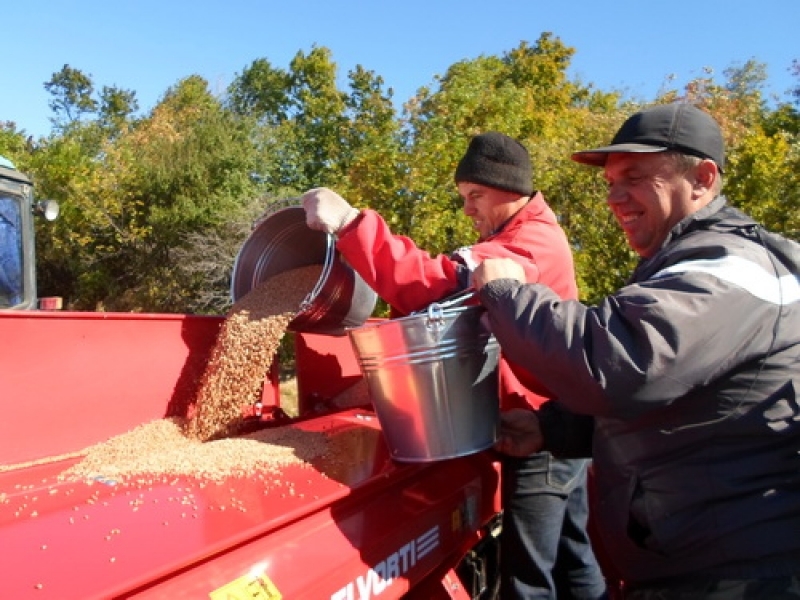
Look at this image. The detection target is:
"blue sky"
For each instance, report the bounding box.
[3,0,797,139]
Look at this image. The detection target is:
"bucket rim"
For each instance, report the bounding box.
[230,204,378,334]
[348,303,485,333]
[230,205,334,304]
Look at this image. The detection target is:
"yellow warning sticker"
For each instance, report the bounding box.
[209,572,282,600]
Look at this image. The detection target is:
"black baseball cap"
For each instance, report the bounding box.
[572,103,725,172]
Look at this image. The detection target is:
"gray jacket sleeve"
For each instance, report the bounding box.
[478,259,779,419]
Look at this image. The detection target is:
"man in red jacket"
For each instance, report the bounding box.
[301,132,607,599]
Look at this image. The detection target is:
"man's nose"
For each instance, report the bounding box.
[606,183,626,205]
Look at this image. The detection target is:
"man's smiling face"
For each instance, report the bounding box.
[603,152,698,258]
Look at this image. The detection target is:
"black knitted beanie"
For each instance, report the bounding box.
[454,132,534,196]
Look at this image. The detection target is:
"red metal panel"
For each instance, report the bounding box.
[0,311,277,465]
[0,410,501,599]
[295,327,370,413]
[0,310,506,598]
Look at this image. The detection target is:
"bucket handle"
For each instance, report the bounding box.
[300,232,336,312]
[414,288,477,331]
[412,288,477,316]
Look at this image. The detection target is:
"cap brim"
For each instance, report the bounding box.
[571,143,668,167]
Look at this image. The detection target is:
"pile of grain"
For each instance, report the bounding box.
[61,417,331,483]
[61,263,327,484]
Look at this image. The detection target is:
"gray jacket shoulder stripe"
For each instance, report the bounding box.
[652,256,800,305]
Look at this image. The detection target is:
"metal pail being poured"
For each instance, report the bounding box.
[348,298,500,462]
[230,205,377,336]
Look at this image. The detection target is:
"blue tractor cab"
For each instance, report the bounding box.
[0,156,59,309]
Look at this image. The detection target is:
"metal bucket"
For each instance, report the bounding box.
[230,205,378,336]
[348,298,500,462]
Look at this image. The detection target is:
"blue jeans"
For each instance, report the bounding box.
[500,453,608,599]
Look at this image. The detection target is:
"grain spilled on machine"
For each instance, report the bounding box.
[62,264,328,484]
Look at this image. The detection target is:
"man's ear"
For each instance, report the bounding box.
[693,159,718,195]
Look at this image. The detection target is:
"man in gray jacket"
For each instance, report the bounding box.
[471,103,800,599]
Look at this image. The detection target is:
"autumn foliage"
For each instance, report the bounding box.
[2,35,798,313]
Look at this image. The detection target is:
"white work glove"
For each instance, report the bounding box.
[301,187,360,235]
[471,257,526,291]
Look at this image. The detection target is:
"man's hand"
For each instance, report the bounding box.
[472,257,526,290]
[494,408,545,456]
[301,187,360,235]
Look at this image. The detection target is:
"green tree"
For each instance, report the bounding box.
[229,46,403,203]
[32,75,259,312]
[334,65,405,214]
[25,132,104,303]
[228,47,346,195]
[42,65,139,151]
[21,43,800,314]
[0,122,30,161]
[226,58,290,125]
[98,85,139,135]
[44,65,97,128]
[403,33,625,302]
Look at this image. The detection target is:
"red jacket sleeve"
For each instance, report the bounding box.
[336,209,463,315]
